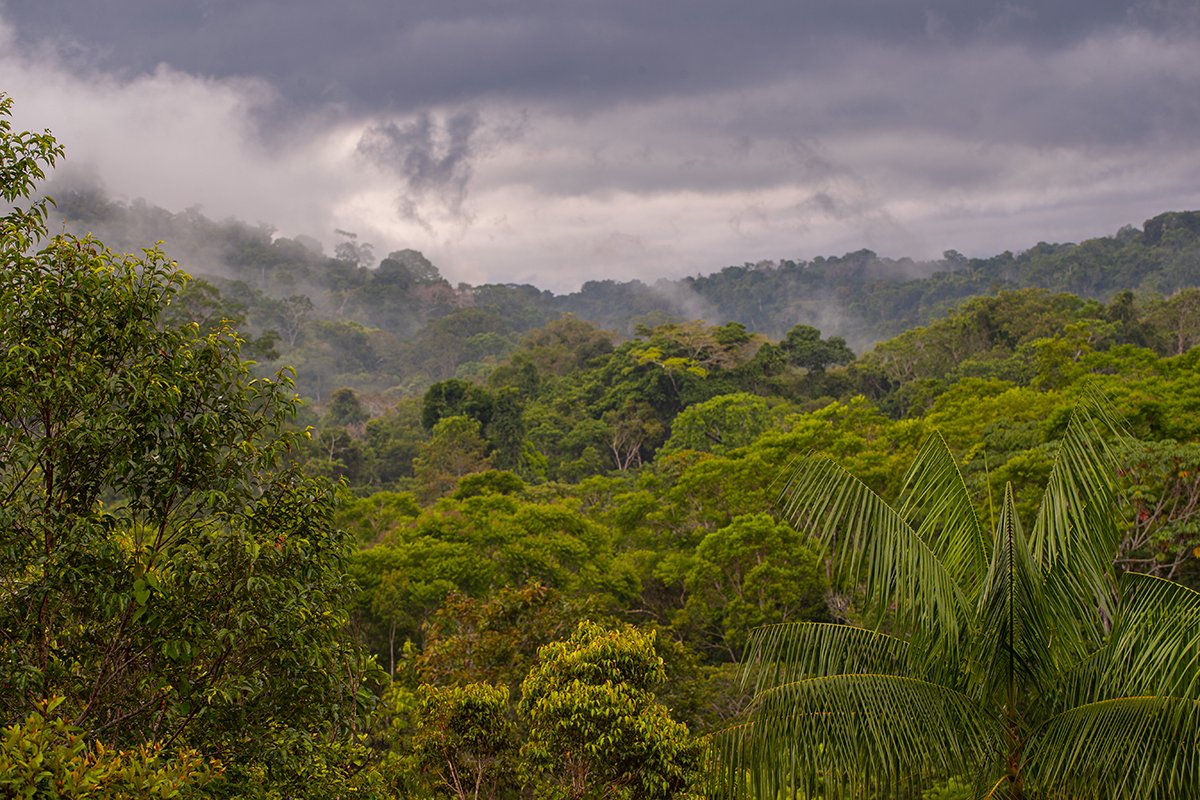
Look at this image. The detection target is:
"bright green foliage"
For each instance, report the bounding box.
[921,777,974,800]
[660,393,770,456]
[599,400,665,471]
[857,289,1107,389]
[334,489,422,545]
[753,396,925,497]
[720,393,1200,798]
[351,538,485,675]
[413,683,518,800]
[647,451,782,546]
[0,93,63,237]
[0,95,376,797]
[0,698,212,799]
[519,622,701,799]
[350,493,627,672]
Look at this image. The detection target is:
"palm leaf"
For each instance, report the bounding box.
[1061,572,1200,706]
[742,622,914,696]
[1029,389,1127,652]
[899,431,988,598]
[780,456,970,652]
[1024,695,1200,799]
[976,483,1051,705]
[717,673,1003,799]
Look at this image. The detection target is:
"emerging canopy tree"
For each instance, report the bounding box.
[719,392,1200,798]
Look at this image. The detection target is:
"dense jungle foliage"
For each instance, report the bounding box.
[5,93,1200,797]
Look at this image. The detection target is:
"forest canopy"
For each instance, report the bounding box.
[4,90,1200,798]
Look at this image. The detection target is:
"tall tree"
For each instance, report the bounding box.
[719,392,1200,798]
[0,93,375,796]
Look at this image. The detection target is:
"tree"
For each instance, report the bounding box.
[0,698,214,799]
[484,387,527,472]
[363,396,428,486]
[517,315,614,378]
[719,393,1200,798]
[384,248,442,284]
[519,622,701,799]
[413,415,493,502]
[324,386,370,431]
[660,393,770,456]
[413,683,518,800]
[1116,438,1200,582]
[779,324,854,373]
[1145,287,1200,356]
[672,513,827,660]
[422,378,495,431]
[603,401,666,471]
[265,293,313,349]
[418,583,582,694]
[0,94,375,796]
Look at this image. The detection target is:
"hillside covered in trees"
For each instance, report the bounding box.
[47,178,1200,402]
[7,94,1200,797]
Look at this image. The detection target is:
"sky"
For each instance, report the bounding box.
[2,1,1199,292]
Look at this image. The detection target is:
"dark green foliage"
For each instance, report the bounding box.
[362,397,427,486]
[12,85,1200,797]
[325,387,370,429]
[780,324,855,372]
[0,95,376,796]
[422,379,496,431]
[671,514,828,660]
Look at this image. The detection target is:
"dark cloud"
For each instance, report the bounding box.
[358,109,483,226]
[0,0,1169,117]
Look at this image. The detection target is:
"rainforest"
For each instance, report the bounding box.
[3,93,1200,799]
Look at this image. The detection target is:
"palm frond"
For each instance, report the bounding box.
[1061,572,1200,706]
[1024,695,1200,799]
[742,622,913,696]
[1029,389,1127,651]
[899,431,988,598]
[716,673,1003,799]
[780,456,971,651]
[977,483,1051,703]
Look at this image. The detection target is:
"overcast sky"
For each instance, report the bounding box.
[2,1,1198,291]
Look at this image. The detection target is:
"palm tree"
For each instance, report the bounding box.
[717,394,1200,798]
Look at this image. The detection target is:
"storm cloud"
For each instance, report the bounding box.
[1,1,1198,291]
[358,109,485,229]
